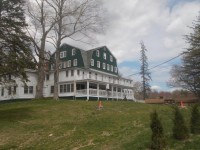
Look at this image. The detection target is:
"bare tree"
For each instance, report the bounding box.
[45,0,104,100]
[26,0,58,98]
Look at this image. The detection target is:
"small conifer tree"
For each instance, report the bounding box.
[190,104,200,134]
[150,110,166,150]
[173,106,189,140]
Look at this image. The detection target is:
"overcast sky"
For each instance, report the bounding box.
[65,0,200,91]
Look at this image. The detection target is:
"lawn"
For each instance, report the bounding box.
[0,99,199,150]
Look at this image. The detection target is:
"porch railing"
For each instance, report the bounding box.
[76,89,133,100]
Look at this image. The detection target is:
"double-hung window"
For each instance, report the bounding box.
[24,86,33,94]
[97,61,100,68]
[107,64,110,71]
[72,48,76,56]
[96,50,100,57]
[68,60,71,67]
[91,59,94,66]
[110,55,113,62]
[60,51,66,58]
[103,53,106,60]
[73,59,77,66]
[103,63,106,69]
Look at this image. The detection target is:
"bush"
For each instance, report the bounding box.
[173,106,189,140]
[150,110,166,150]
[190,104,200,134]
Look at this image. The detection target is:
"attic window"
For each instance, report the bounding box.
[60,51,66,58]
[111,65,113,72]
[103,53,106,60]
[103,63,106,69]
[67,60,71,67]
[97,61,100,68]
[72,48,76,56]
[96,50,100,57]
[73,59,77,66]
[114,67,118,73]
[107,64,110,71]
[110,55,113,62]
[91,59,94,66]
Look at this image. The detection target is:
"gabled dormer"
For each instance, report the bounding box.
[89,46,118,75]
[50,44,85,70]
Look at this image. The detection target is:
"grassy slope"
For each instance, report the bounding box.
[0,100,199,150]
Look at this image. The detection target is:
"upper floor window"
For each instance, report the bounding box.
[91,59,94,66]
[77,70,80,76]
[60,51,66,58]
[110,55,113,62]
[107,64,110,71]
[111,65,113,72]
[103,63,106,69]
[72,48,76,56]
[114,67,118,73]
[66,70,69,77]
[97,61,100,68]
[96,50,100,57]
[71,70,74,76]
[73,59,77,66]
[103,53,106,60]
[67,60,71,67]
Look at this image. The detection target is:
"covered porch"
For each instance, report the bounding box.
[75,81,134,100]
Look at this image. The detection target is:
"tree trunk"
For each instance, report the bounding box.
[35,59,45,99]
[35,38,46,99]
[53,51,59,100]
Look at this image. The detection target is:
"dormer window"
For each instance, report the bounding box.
[114,67,118,73]
[107,64,110,71]
[73,59,77,66]
[67,60,71,67]
[103,53,106,60]
[91,59,94,66]
[110,55,113,62]
[111,65,113,72]
[96,50,100,57]
[97,61,100,68]
[60,51,66,58]
[103,63,106,69]
[72,48,76,56]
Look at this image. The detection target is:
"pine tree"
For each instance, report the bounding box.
[190,104,200,134]
[140,41,151,100]
[150,110,166,150]
[0,0,35,83]
[173,106,189,140]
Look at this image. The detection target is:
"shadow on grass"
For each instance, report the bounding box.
[0,107,33,122]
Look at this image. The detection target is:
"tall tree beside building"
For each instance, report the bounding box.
[169,14,200,99]
[26,0,57,99]
[46,0,104,100]
[26,0,104,100]
[140,41,151,100]
[0,0,35,84]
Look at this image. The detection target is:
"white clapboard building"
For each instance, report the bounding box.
[0,44,135,101]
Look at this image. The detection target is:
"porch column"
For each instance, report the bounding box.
[97,83,99,101]
[87,80,89,100]
[111,85,113,101]
[74,80,76,100]
[116,87,118,101]
[121,88,123,100]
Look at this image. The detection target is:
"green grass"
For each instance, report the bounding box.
[0,99,199,150]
